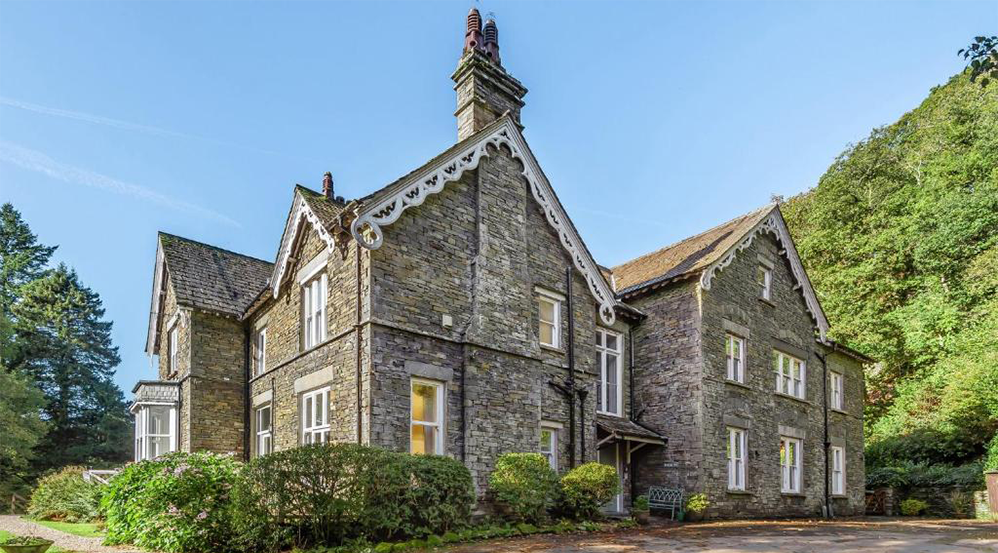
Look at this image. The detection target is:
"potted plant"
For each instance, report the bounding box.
[631,495,650,525]
[684,493,709,522]
[0,536,54,553]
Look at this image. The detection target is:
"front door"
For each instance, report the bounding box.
[598,443,623,513]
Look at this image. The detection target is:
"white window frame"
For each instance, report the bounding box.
[537,290,562,349]
[540,425,559,471]
[830,372,844,411]
[725,334,745,383]
[255,404,273,457]
[301,273,328,350]
[133,403,177,461]
[168,325,179,374]
[774,350,806,399]
[780,436,802,493]
[758,266,772,300]
[831,446,845,495]
[596,328,622,416]
[727,427,747,491]
[254,327,268,377]
[410,378,444,455]
[301,387,330,444]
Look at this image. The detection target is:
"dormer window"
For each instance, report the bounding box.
[757,266,772,301]
[302,273,327,350]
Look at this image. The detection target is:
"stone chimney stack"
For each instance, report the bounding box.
[322,172,334,200]
[452,9,527,141]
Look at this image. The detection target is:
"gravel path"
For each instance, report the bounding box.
[0,516,139,553]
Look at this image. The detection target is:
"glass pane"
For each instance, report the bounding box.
[780,441,786,466]
[147,406,170,435]
[315,392,325,426]
[149,436,170,458]
[258,407,271,431]
[606,355,617,384]
[595,331,603,347]
[411,424,436,455]
[539,299,554,323]
[304,396,313,430]
[540,429,552,451]
[412,383,437,423]
[606,334,618,351]
[540,321,554,345]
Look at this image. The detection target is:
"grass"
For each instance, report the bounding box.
[24,520,102,538]
[1,527,85,553]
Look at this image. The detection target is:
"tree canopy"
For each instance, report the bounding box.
[782,72,998,467]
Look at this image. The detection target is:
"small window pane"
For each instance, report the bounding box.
[412,383,437,423]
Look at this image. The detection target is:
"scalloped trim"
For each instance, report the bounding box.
[271,195,337,298]
[699,210,828,341]
[350,120,616,325]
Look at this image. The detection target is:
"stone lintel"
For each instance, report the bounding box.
[404,360,454,382]
[722,319,751,339]
[253,389,273,407]
[778,424,806,440]
[723,414,752,429]
[294,367,334,393]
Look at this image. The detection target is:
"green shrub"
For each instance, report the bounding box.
[632,495,649,513]
[865,461,985,489]
[948,490,974,518]
[685,493,709,514]
[900,498,929,516]
[985,434,998,472]
[27,466,102,522]
[558,462,618,520]
[487,453,559,523]
[233,443,473,549]
[101,452,241,553]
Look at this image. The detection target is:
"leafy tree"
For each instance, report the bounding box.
[10,265,131,469]
[0,203,56,361]
[959,36,998,87]
[0,367,47,499]
[782,72,998,466]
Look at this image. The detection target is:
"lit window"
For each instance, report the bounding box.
[831,372,844,410]
[540,425,559,471]
[757,266,772,300]
[301,387,330,444]
[168,326,179,374]
[726,334,745,383]
[596,329,621,416]
[255,404,272,457]
[538,292,561,348]
[254,327,267,377]
[831,446,845,495]
[302,273,327,350]
[780,436,802,493]
[134,404,175,461]
[410,379,443,455]
[773,350,806,399]
[727,427,746,491]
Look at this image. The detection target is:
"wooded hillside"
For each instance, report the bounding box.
[782,73,998,469]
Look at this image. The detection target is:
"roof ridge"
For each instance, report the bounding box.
[611,203,776,271]
[158,231,274,266]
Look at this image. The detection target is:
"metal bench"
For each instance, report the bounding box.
[648,486,684,520]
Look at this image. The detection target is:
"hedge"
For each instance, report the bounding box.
[232,443,474,549]
[866,461,986,489]
[487,453,559,523]
[27,466,102,522]
[101,452,241,552]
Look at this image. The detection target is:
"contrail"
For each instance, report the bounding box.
[0,96,316,161]
[0,141,241,228]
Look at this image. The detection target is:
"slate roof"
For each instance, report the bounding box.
[159,232,273,318]
[611,204,777,296]
[596,414,666,444]
[296,185,347,228]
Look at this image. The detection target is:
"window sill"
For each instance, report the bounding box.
[726,489,753,496]
[780,492,806,497]
[725,379,751,390]
[597,411,624,418]
[758,297,776,308]
[831,407,848,415]
[831,494,849,499]
[774,392,810,405]
[540,343,565,354]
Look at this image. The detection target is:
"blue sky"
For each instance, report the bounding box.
[0,0,992,393]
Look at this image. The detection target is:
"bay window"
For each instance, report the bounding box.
[133,404,176,461]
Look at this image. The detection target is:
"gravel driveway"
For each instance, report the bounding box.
[0,516,138,553]
[446,518,998,553]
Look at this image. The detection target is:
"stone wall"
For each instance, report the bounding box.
[367,145,618,500]
[825,348,867,515]
[156,275,189,380]
[629,280,703,493]
[246,222,369,455]
[188,310,246,455]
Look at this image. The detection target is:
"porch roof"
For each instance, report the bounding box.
[596,414,666,445]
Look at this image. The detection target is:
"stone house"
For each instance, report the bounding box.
[133,9,868,518]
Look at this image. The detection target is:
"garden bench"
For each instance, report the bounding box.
[648,486,684,520]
